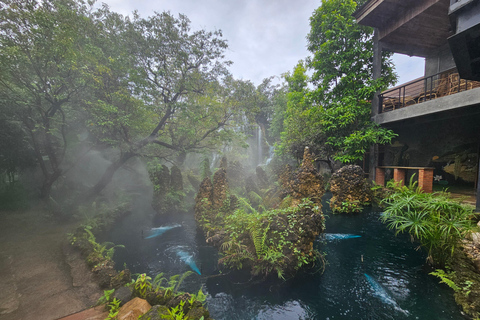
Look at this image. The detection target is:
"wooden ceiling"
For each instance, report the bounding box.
[354,0,454,57]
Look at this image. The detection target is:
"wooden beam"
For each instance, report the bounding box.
[354,0,384,24]
[378,0,442,40]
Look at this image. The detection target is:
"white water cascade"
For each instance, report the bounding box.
[257,125,263,166]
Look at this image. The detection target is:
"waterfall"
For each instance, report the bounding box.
[265,145,275,165]
[257,125,263,166]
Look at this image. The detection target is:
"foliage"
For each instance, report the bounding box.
[134,273,152,299]
[219,198,323,278]
[0,183,30,210]
[84,226,124,264]
[430,269,461,292]
[277,0,397,166]
[0,0,99,199]
[380,179,476,266]
[106,298,121,320]
[97,288,116,306]
[0,0,257,203]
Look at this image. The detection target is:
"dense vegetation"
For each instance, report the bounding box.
[0,0,281,208]
[273,0,397,168]
[380,179,476,267]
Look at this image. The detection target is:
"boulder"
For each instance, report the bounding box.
[114,286,133,306]
[291,147,324,205]
[117,297,151,320]
[329,165,372,213]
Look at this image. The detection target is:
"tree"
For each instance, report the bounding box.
[277,0,397,168]
[0,0,100,198]
[84,11,244,199]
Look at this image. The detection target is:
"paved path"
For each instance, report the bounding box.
[0,209,103,320]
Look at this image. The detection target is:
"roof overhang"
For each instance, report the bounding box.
[354,0,453,57]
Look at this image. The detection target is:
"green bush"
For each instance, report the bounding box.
[219,198,322,279]
[380,178,476,266]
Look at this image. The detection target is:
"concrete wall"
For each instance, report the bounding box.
[424,44,456,77]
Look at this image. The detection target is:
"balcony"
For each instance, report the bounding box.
[379,68,480,114]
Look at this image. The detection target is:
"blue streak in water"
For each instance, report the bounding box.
[144,224,181,239]
[364,273,409,315]
[323,233,361,240]
[176,250,201,275]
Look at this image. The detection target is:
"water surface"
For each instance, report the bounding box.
[107,199,464,320]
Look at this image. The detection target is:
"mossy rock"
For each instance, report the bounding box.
[139,305,170,320]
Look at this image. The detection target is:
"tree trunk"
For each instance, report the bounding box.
[83,152,135,203]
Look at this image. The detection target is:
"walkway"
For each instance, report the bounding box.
[0,208,103,320]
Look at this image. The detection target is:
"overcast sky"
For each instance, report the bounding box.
[97,0,425,86]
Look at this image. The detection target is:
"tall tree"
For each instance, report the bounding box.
[277,0,397,168]
[84,11,243,198]
[0,0,99,198]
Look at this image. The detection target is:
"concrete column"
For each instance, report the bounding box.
[369,144,378,181]
[418,168,434,193]
[372,28,382,117]
[393,168,406,186]
[375,167,385,186]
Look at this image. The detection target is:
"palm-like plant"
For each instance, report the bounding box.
[380,178,475,266]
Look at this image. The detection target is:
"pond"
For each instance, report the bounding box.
[106,195,464,320]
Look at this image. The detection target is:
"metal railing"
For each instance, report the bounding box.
[378,69,480,114]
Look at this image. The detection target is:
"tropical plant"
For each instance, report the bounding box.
[105,298,121,320]
[97,289,116,306]
[134,273,152,298]
[219,197,322,278]
[380,178,475,266]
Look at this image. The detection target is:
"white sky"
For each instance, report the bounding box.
[97,0,425,86]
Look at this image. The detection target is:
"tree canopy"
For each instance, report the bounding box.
[0,0,259,201]
[276,0,397,167]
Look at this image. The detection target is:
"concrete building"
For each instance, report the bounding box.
[353,0,480,210]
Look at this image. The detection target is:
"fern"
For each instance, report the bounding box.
[430,269,460,292]
[153,272,167,291]
[174,271,193,293]
[251,222,270,259]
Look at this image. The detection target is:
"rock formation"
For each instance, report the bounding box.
[329,165,371,213]
[291,147,325,205]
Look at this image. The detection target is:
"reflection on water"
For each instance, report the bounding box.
[107,196,464,320]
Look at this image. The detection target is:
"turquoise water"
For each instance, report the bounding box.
[108,198,464,319]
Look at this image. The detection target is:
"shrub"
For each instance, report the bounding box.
[380,178,476,266]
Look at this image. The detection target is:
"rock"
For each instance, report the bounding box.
[473,233,480,248]
[291,147,324,205]
[110,269,131,289]
[212,168,228,210]
[114,286,133,306]
[194,177,214,221]
[329,165,372,213]
[206,231,226,247]
[116,297,151,320]
[139,305,170,320]
[93,265,117,289]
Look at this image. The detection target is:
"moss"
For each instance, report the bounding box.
[447,246,480,319]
